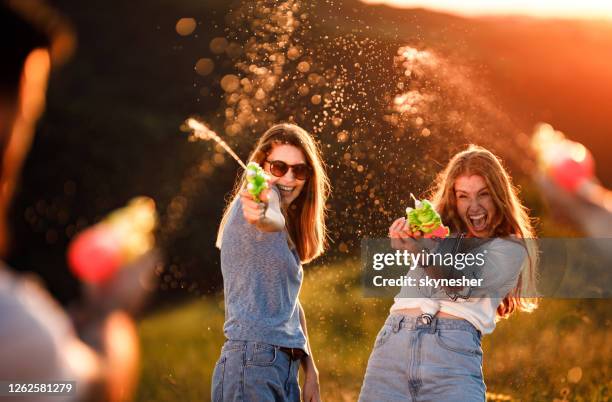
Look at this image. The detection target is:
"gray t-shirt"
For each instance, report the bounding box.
[220,197,306,350]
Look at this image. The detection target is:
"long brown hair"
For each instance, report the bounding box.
[216,123,330,264]
[428,145,539,319]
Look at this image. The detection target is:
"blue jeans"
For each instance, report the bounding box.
[211,340,301,402]
[359,314,486,402]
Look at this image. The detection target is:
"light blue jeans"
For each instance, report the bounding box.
[359,314,486,402]
[211,340,301,402]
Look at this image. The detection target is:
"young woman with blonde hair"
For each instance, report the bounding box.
[212,123,329,402]
[359,144,538,401]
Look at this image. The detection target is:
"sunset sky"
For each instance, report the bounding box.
[359,0,612,20]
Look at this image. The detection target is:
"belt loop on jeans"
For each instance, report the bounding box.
[429,315,438,334]
[392,316,404,333]
[245,342,253,362]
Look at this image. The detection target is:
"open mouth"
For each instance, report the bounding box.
[277,184,295,196]
[468,213,488,232]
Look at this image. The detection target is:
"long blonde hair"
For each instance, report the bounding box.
[429,145,539,319]
[216,123,330,264]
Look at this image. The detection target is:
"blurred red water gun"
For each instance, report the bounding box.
[531,123,595,193]
[67,197,158,284]
[531,123,612,237]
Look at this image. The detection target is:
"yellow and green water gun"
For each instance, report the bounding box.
[245,162,270,202]
[406,193,450,238]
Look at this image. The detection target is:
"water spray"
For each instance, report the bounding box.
[186,118,269,202]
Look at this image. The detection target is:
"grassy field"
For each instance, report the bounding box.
[136,259,611,401]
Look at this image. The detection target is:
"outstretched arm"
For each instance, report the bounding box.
[240,186,285,232]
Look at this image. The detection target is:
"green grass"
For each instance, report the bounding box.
[136,259,611,401]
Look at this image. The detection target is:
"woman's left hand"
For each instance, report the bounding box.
[302,367,322,402]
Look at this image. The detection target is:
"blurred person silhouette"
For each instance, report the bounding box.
[536,172,612,238]
[532,123,612,263]
[0,2,155,401]
[527,123,612,300]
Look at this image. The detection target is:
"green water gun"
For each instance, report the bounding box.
[405,194,450,238]
[246,162,270,202]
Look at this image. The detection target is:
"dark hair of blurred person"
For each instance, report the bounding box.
[0,2,139,401]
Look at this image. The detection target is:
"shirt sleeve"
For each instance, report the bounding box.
[475,238,527,298]
[0,269,94,401]
[420,236,527,300]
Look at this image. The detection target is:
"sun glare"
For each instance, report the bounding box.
[359,0,612,20]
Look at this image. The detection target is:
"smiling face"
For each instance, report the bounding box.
[454,174,498,238]
[264,143,308,207]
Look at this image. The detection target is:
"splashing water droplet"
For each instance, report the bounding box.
[220,75,240,92]
[287,46,301,60]
[175,18,196,36]
[194,58,214,76]
[298,84,310,96]
[210,37,229,54]
[297,61,311,73]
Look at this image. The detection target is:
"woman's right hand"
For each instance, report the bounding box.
[389,217,422,252]
[240,188,270,225]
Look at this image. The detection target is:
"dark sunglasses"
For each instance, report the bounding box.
[265,160,311,180]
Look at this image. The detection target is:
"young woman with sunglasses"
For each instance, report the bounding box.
[212,123,329,402]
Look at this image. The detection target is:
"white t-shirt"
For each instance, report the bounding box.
[390,237,527,334]
[0,264,95,401]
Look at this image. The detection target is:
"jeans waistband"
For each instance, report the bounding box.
[222,339,307,355]
[387,313,481,338]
